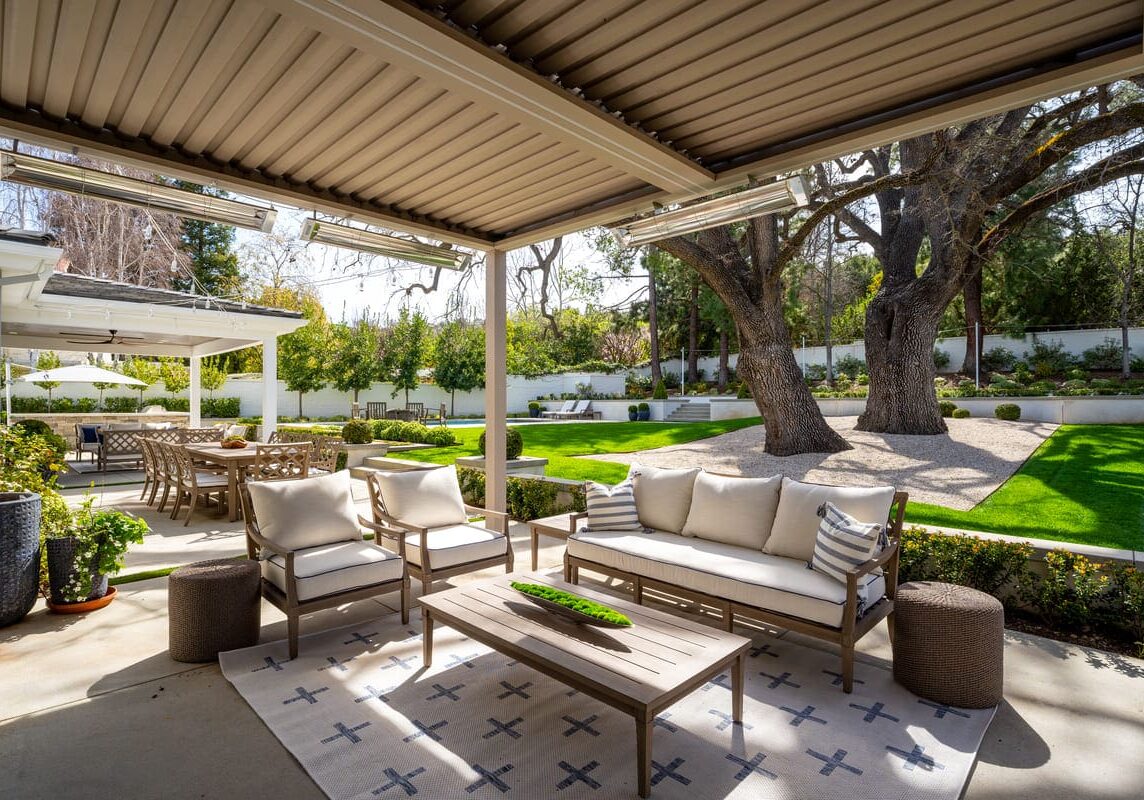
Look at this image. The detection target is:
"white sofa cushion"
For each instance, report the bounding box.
[811,502,885,583]
[567,529,884,628]
[372,465,468,530]
[247,470,361,551]
[681,472,781,548]
[764,478,896,563]
[263,540,403,602]
[585,480,642,531]
[399,522,507,570]
[627,463,700,534]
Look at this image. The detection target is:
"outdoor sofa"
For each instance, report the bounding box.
[564,465,907,692]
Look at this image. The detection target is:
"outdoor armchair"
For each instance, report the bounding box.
[363,465,512,594]
[241,471,408,659]
[541,400,575,418]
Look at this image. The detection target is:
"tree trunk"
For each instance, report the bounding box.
[298,391,303,419]
[961,270,984,377]
[450,389,455,417]
[687,276,699,383]
[824,222,834,384]
[858,289,947,434]
[717,331,729,392]
[648,263,662,384]
[738,329,850,455]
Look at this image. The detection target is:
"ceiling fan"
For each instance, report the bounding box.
[63,329,146,345]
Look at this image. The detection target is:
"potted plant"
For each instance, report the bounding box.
[628,404,638,421]
[528,401,542,418]
[637,402,651,421]
[0,491,41,628]
[45,498,148,613]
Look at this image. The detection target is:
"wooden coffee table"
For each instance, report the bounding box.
[419,572,750,797]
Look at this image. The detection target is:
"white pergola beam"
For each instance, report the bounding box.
[262,336,279,438]
[189,356,202,427]
[270,0,714,194]
[483,248,507,515]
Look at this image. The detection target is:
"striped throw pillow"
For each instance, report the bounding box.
[584,480,643,531]
[810,501,886,583]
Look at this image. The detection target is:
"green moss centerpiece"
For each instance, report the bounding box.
[510,581,633,628]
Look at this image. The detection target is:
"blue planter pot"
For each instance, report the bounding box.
[637,410,651,421]
[628,412,638,421]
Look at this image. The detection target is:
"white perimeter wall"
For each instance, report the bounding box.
[8,372,625,418]
[634,327,1144,378]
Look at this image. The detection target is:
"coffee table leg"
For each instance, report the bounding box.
[732,653,744,723]
[422,606,434,667]
[635,709,652,798]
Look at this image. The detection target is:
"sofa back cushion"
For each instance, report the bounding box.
[247,470,362,551]
[811,501,886,583]
[372,465,468,530]
[584,480,643,531]
[763,478,896,563]
[627,463,700,534]
[681,472,781,549]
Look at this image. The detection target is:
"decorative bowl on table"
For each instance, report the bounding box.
[510,581,633,628]
[220,437,248,449]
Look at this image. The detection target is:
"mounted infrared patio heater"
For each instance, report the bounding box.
[610,176,808,248]
[298,219,470,270]
[0,152,277,233]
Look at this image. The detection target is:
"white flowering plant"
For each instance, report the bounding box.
[50,497,149,603]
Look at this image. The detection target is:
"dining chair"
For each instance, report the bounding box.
[249,444,311,482]
[170,444,230,526]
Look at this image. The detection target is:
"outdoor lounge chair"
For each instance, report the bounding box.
[542,400,575,418]
[552,400,591,419]
[363,465,512,594]
[241,471,408,659]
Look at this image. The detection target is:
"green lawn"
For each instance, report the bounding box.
[904,424,1144,551]
[399,418,762,484]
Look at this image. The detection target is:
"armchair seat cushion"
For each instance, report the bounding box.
[400,522,507,570]
[567,529,883,628]
[263,541,403,602]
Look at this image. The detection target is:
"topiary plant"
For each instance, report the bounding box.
[951,407,971,419]
[939,400,957,418]
[479,427,523,459]
[652,379,667,400]
[994,403,1021,421]
[737,382,751,399]
[341,419,373,444]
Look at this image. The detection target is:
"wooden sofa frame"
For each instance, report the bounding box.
[564,491,908,693]
[239,486,410,659]
[363,472,514,594]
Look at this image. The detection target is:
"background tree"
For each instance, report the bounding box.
[1093,174,1144,378]
[122,358,161,410]
[329,318,381,407]
[278,296,330,419]
[159,358,190,397]
[32,351,61,411]
[172,183,242,297]
[432,321,486,415]
[380,307,430,404]
[200,358,227,399]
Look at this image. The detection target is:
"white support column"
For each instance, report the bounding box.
[189,355,202,428]
[484,248,507,515]
[262,337,278,439]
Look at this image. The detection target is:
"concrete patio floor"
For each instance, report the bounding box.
[2,477,1142,799]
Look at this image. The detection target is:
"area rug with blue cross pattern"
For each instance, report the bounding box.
[220,611,995,799]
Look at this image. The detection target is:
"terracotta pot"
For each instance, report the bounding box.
[48,585,117,614]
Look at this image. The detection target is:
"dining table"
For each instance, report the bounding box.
[183,442,263,522]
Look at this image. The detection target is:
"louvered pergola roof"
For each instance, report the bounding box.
[0,0,1141,249]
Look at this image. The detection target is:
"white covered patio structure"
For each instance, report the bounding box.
[0,0,1142,510]
[0,231,305,433]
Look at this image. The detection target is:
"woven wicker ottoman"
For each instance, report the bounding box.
[169,559,261,663]
[892,581,1004,708]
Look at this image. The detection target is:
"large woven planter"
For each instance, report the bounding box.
[0,492,41,627]
[46,536,109,607]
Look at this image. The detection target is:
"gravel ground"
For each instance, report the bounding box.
[589,416,1058,510]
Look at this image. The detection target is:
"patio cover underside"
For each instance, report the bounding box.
[0,0,1141,249]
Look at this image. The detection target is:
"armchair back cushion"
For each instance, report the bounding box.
[372,465,468,530]
[626,463,700,534]
[246,470,361,551]
[764,478,896,563]
[681,472,781,548]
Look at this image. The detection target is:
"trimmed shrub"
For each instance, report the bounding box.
[14,419,53,436]
[994,403,1021,421]
[834,354,866,379]
[11,397,48,413]
[803,363,827,381]
[422,428,457,446]
[1082,337,1128,371]
[898,527,1032,600]
[980,346,1017,372]
[1029,337,1075,377]
[479,427,523,459]
[652,379,668,399]
[939,400,957,418]
[637,402,650,412]
[103,396,139,413]
[933,348,950,370]
[951,407,971,418]
[202,397,241,418]
[341,419,373,444]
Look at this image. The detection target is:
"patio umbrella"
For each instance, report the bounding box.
[20,364,146,386]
